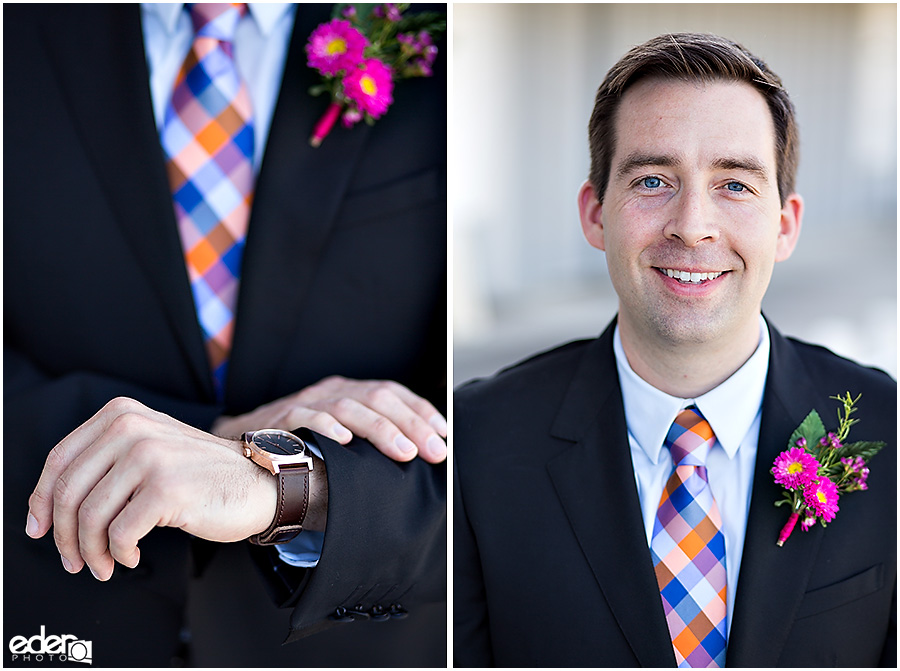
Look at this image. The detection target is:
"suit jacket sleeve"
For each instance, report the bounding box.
[248,433,446,642]
[452,444,494,666]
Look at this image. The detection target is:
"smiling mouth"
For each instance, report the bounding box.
[657,267,727,284]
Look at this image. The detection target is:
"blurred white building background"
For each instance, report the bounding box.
[453,3,897,385]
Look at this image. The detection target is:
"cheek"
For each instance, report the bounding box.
[608,202,663,250]
[729,230,780,279]
[719,202,783,261]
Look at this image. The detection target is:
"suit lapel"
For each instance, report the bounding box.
[726,324,827,666]
[227,5,376,408]
[546,323,676,667]
[38,5,213,399]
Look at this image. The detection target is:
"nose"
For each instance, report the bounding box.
[663,187,719,247]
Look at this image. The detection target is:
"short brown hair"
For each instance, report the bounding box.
[588,33,798,205]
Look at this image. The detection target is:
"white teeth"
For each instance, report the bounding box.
[661,268,724,284]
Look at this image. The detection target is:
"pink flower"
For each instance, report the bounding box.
[799,514,817,531]
[373,3,402,21]
[772,447,819,491]
[804,476,840,522]
[841,456,870,491]
[341,106,363,128]
[306,19,368,76]
[343,59,394,118]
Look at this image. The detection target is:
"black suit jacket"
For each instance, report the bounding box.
[454,319,896,667]
[4,4,445,667]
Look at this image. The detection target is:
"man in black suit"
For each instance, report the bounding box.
[5,3,445,667]
[454,33,895,667]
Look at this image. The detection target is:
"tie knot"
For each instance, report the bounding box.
[666,406,715,467]
[189,3,246,42]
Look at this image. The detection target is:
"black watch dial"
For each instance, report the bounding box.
[254,430,306,456]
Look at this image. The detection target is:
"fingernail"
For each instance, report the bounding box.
[427,435,447,460]
[25,513,39,538]
[333,424,353,442]
[89,566,103,581]
[395,435,417,454]
[61,555,74,573]
[429,414,447,435]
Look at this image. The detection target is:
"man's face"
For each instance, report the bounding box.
[579,77,802,350]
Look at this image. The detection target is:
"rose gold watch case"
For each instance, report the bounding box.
[242,429,315,475]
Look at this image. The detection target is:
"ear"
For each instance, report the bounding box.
[578,180,606,251]
[774,193,803,262]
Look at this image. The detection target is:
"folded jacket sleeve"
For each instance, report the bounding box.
[247,432,446,641]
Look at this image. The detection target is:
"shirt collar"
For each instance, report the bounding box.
[143,3,292,36]
[614,314,770,465]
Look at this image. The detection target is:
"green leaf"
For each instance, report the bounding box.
[833,440,886,462]
[395,12,447,37]
[788,409,827,451]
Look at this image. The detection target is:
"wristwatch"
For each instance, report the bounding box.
[241,429,314,546]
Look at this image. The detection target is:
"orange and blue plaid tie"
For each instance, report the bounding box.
[651,407,727,667]
[161,3,253,403]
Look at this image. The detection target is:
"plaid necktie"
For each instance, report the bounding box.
[651,407,727,668]
[161,3,254,403]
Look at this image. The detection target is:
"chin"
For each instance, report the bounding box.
[641,307,738,347]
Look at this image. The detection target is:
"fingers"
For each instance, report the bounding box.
[51,444,119,576]
[278,406,354,444]
[214,377,448,464]
[27,398,175,579]
[384,382,448,438]
[47,409,152,577]
[306,398,419,462]
[106,487,165,572]
[308,381,447,463]
[76,450,150,580]
[27,397,137,538]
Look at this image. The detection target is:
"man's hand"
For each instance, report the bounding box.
[211,376,447,463]
[25,397,280,581]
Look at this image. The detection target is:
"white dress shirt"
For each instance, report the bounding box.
[613,314,770,636]
[141,3,322,567]
[141,3,295,169]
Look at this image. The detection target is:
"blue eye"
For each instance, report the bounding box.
[726,181,746,192]
[641,176,662,189]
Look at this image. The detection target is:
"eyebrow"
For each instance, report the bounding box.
[615,152,679,179]
[614,152,771,183]
[709,156,770,183]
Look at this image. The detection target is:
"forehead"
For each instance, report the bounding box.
[611,77,777,172]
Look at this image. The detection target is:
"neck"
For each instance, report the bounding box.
[618,314,762,398]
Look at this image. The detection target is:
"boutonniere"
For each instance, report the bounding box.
[772,392,885,546]
[305,3,446,147]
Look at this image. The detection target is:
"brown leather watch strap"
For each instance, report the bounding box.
[249,462,310,546]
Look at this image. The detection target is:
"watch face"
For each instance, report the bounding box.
[253,430,306,457]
